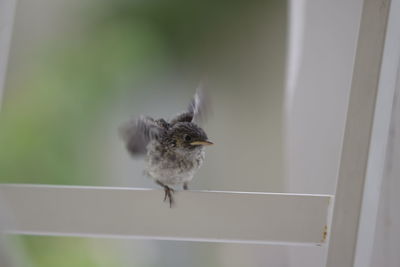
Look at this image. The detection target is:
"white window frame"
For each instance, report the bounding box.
[0,0,399,266]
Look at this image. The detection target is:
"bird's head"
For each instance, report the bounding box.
[166,122,213,150]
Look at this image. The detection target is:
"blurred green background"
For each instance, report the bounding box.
[1,0,286,266]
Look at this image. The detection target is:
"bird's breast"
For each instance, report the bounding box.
[144,141,205,185]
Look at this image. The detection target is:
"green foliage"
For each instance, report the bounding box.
[21,236,125,267]
[0,11,168,185]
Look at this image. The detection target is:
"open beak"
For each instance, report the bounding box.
[190,140,214,146]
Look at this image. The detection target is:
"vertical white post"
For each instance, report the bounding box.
[326,0,391,266]
[369,65,400,267]
[353,0,400,265]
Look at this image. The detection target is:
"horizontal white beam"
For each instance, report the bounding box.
[0,184,332,245]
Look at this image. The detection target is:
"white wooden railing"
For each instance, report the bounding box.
[1,0,399,266]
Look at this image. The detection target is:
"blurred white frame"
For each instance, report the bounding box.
[0,0,16,107]
[0,0,399,266]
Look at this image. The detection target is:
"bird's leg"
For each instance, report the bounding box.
[183,182,189,190]
[156,180,175,207]
[165,187,174,207]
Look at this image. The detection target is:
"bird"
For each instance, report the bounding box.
[119,87,213,207]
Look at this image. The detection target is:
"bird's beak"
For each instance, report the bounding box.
[190,140,214,146]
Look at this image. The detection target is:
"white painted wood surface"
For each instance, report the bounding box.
[354,0,400,266]
[370,62,400,267]
[0,184,332,245]
[326,0,391,266]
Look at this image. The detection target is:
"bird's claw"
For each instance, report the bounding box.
[155,180,175,207]
[183,183,188,190]
[163,186,174,207]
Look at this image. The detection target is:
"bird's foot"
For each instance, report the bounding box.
[163,186,174,207]
[183,183,189,190]
[156,180,174,207]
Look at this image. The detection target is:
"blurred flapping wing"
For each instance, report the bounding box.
[119,116,166,156]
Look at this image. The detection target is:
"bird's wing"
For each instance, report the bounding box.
[170,84,210,125]
[119,116,166,156]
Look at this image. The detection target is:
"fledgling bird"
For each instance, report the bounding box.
[119,87,213,207]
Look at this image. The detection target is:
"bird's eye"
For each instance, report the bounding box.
[184,135,192,142]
